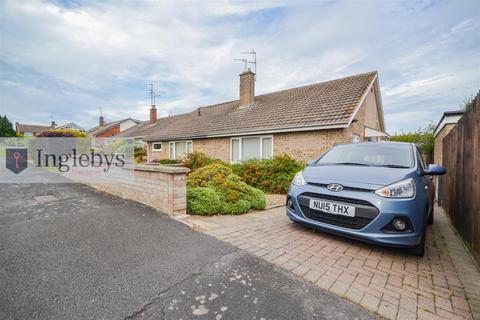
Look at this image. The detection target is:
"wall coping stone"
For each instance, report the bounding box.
[124,164,190,174]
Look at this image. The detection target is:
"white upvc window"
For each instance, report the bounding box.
[169,141,193,160]
[230,135,273,163]
[152,142,163,152]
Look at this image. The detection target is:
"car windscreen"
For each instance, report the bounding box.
[316,143,414,168]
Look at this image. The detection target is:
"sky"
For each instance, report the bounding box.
[0,0,479,134]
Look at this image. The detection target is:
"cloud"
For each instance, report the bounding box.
[0,0,479,133]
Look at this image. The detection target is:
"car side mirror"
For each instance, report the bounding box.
[307,160,317,166]
[423,164,446,176]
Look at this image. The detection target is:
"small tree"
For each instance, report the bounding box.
[0,115,16,137]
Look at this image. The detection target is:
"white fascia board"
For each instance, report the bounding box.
[346,73,378,128]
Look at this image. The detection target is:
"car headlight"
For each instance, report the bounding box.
[375,178,416,198]
[292,171,307,186]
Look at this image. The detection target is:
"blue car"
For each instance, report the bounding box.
[286,142,446,256]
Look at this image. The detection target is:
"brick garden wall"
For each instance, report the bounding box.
[87,164,189,216]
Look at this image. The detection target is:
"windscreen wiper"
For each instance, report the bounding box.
[334,162,371,166]
[379,164,410,168]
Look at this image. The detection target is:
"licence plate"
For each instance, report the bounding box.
[309,199,356,217]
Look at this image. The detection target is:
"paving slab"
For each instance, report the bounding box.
[180,205,480,320]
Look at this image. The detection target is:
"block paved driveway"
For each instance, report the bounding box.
[181,204,480,320]
[0,183,375,320]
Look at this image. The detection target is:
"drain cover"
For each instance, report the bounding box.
[33,195,57,203]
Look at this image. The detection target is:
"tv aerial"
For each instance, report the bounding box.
[146,83,161,106]
[234,49,257,75]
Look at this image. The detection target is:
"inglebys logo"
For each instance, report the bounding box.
[36,149,126,173]
[6,148,28,174]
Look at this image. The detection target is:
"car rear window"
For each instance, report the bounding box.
[316,143,414,168]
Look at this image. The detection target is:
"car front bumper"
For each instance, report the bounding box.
[286,184,427,248]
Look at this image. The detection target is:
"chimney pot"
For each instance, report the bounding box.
[239,68,255,107]
[150,105,157,124]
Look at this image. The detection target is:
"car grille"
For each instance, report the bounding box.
[298,193,378,230]
[307,183,374,193]
[300,192,373,206]
[299,205,373,230]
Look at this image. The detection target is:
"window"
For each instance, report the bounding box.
[152,142,162,152]
[230,136,273,163]
[169,141,193,160]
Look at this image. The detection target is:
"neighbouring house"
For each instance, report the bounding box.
[120,70,387,163]
[15,121,57,136]
[56,122,85,132]
[433,110,464,166]
[433,110,464,199]
[87,115,143,138]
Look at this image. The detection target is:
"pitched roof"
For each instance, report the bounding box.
[433,110,464,137]
[119,71,380,141]
[87,118,142,136]
[16,123,51,133]
[56,122,85,131]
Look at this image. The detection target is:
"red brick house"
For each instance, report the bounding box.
[87,116,143,138]
[121,70,387,163]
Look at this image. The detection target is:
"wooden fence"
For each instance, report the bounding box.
[440,91,480,262]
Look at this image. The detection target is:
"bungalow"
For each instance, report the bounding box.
[87,116,143,138]
[121,70,387,163]
[16,121,56,136]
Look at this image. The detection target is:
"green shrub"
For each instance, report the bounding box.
[184,152,221,171]
[187,163,233,187]
[187,186,224,215]
[187,163,266,215]
[232,154,305,194]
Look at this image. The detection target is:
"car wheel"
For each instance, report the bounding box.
[427,206,434,225]
[408,232,425,257]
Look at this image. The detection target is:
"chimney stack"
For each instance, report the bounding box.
[99,115,105,127]
[50,121,56,129]
[239,68,255,107]
[150,105,157,124]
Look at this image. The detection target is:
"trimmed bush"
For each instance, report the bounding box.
[187,163,233,187]
[187,186,224,215]
[232,154,305,194]
[187,163,266,215]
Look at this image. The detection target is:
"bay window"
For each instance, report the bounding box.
[230,136,273,163]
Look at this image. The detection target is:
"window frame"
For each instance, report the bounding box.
[169,140,193,160]
[229,135,273,163]
[151,142,163,152]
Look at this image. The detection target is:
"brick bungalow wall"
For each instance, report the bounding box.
[434,123,456,166]
[147,86,382,163]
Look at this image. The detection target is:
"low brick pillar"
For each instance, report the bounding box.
[87,164,190,216]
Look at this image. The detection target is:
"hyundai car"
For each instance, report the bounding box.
[286,141,446,256]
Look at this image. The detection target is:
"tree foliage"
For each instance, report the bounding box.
[0,115,16,137]
[389,124,435,158]
[460,95,474,111]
